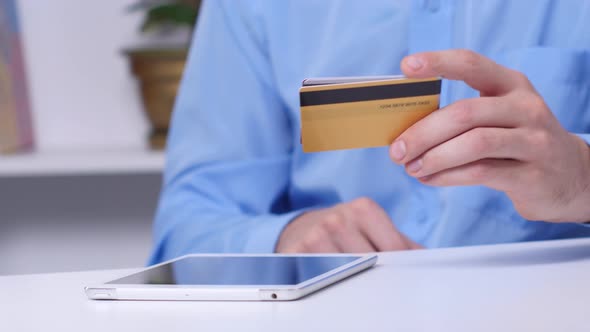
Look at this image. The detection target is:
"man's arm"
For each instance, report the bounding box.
[149,0,301,264]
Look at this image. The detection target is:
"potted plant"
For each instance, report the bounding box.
[127,0,201,149]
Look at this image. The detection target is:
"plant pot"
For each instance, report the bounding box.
[126,48,188,149]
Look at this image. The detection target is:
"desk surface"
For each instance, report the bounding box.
[2,238,589,332]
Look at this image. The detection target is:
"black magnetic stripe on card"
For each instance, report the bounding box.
[300,80,441,107]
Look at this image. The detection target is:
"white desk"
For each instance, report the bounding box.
[2,238,589,332]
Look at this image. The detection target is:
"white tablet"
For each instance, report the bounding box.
[85,253,377,301]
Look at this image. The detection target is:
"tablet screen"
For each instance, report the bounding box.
[108,256,361,286]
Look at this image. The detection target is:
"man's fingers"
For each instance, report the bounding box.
[346,198,414,251]
[278,198,421,254]
[401,49,528,96]
[405,127,531,178]
[280,226,340,253]
[363,220,410,251]
[390,96,525,164]
[333,232,377,253]
[419,158,524,191]
[402,236,423,250]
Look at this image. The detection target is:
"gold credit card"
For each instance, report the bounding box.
[300,76,441,153]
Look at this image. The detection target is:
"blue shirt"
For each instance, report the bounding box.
[149,0,590,264]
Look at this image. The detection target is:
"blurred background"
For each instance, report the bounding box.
[0,0,200,275]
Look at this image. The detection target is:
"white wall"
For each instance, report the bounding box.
[18,0,149,151]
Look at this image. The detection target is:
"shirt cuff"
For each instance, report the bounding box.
[242,209,311,253]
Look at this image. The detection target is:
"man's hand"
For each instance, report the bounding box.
[390,49,590,223]
[276,197,420,253]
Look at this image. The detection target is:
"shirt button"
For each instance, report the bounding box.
[423,0,440,12]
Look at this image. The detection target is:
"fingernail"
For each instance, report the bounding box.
[419,175,432,182]
[405,56,424,71]
[406,158,423,174]
[390,140,406,161]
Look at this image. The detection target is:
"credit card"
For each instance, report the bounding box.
[300,76,441,152]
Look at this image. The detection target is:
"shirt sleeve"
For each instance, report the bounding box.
[149,0,303,264]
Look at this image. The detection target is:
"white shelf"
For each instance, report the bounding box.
[0,149,165,177]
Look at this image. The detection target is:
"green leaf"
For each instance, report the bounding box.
[140,4,198,32]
